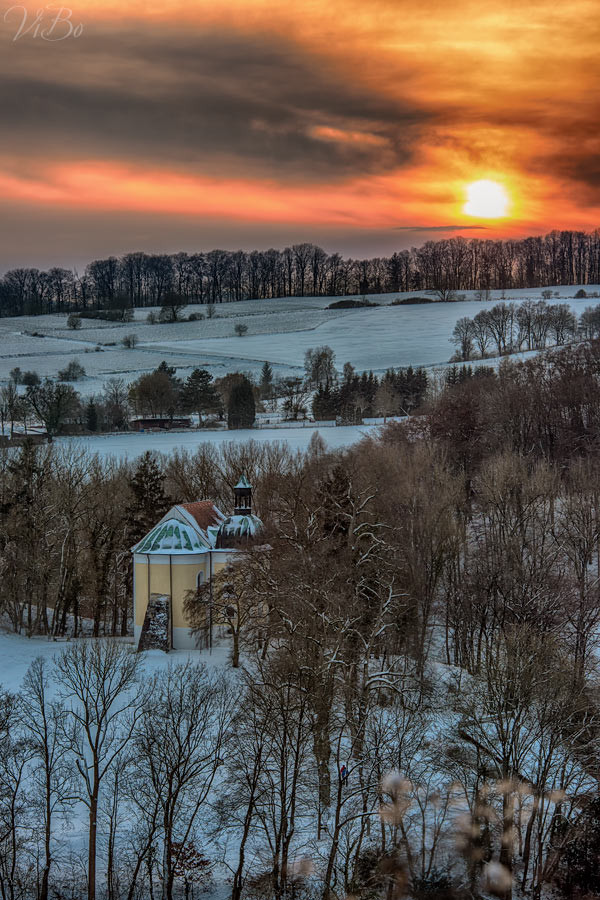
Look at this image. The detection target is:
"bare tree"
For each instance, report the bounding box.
[21,658,70,900]
[55,641,145,900]
[451,317,474,360]
[132,663,231,900]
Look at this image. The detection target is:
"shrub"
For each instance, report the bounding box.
[21,370,40,386]
[147,311,158,324]
[234,323,249,336]
[67,314,82,330]
[58,360,86,382]
[411,870,454,900]
[187,313,204,322]
[9,367,22,384]
[575,288,588,298]
[328,298,376,309]
[78,308,133,322]
[122,334,139,349]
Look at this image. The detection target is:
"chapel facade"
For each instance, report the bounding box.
[131,477,262,650]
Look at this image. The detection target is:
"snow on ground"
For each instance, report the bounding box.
[1,286,598,398]
[58,423,381,460]
[0,627,239,900]
[0,628,237,695]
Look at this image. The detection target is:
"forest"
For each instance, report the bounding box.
[2,229,600,316]
[2,338,600,898]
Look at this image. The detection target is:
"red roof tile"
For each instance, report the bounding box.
[179,501,222,532]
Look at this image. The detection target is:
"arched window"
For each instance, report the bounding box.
[196,570,205,589]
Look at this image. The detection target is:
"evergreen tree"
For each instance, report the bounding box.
[312,384,340,420]
[227,377,256,429]
[86,399,98,432]
[445,364,460,386]
[181,369,222,420]
[156,360,177,379]
[260,361,273,399]
[126,451,170,543]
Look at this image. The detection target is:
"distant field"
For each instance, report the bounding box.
[0,286,598,397]
[58,423,380,460]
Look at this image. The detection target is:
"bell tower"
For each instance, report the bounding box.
[233,475,252,516]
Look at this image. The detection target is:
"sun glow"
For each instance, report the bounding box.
[464,180,510,218]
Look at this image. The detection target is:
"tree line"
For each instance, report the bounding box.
[451,293,600,360]
[3,339,600,897]
[2,229,600,316]
[2,350,425,439]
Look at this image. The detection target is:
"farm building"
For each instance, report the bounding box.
[130,417,192,431]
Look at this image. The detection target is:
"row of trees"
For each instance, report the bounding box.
[2,344,423,438]
[312,365,427,421]
[450,299,600,360]
[3,229,600,316]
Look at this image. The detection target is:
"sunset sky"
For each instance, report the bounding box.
[0,0,598,268]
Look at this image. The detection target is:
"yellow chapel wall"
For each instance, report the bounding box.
[134,552,235,632]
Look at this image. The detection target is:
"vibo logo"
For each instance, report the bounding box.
[4,5,84,41]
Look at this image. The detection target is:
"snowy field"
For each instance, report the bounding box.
[58,423,381,459]
[0,628,232,696]
[0,286,598,399]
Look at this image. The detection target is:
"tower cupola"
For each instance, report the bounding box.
[233,475,252,516]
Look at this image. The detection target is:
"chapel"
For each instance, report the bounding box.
[131,477,262,650]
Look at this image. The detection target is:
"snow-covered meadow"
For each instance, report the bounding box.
[1,286,598,401]
[59,423,382,459]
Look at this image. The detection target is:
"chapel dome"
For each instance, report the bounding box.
[134,518,205,554]
[216,512,263,547]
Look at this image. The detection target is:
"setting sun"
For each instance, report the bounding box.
[464,180,510,218]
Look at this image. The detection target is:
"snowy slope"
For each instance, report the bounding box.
[0,286,598,397]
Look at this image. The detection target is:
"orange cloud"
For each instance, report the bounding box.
[0,0,598,261]
[0,152,594,241]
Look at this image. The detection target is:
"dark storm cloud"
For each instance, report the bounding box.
[533,145,600,205]
[0,23,429,180]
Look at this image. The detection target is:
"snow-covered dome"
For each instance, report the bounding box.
[134,518,206,554]
[218,513,263,540]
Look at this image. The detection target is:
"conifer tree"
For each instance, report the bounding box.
[227,377,256,429]
[181,369,222,420]
[86,399,98,432]
[126,451,170,543]
[312,384,339,420]
[260,361,273,399]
